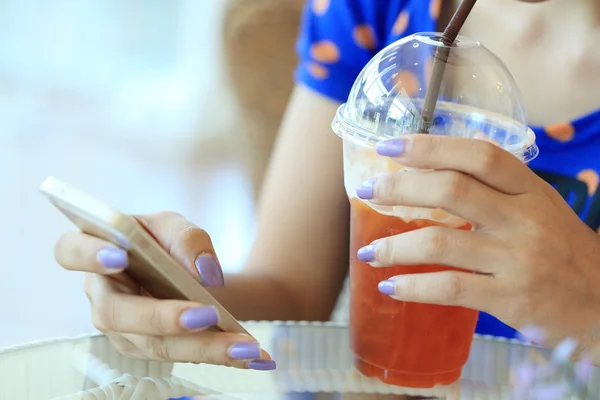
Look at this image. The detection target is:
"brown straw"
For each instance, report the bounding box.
[419,0,478,133]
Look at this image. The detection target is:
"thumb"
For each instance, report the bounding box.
[134,212,224,287]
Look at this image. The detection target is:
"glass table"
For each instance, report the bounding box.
[2,321,599,399]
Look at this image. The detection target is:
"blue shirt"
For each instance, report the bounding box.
[294,0,600,339]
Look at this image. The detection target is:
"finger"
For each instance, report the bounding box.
[378,270,498,311]
[84,273,138,303]
[88,276,221,335]
[356,169,509,227]
[357,226,499,274]
[55,232,128,274]
[135,212,224,287]
[105,332,138,358]
[126,331,276,370]
[375,135,536,195]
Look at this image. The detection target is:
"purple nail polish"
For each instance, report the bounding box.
[517,325,547,345]
[229,342,261,360]
[530,383,568,400]
[357,245,375,262]
[376,138,405,157]
[356,179,375,199]
[248,359,277,371]
[195,255,224,287]
[378,280,395,295]
[551,337,578,364]
[180,306,219,330]
[575,357,593,382]
[514,363,535,387]
[96,248,128,269]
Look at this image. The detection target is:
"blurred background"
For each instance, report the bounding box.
[0,0,303,347]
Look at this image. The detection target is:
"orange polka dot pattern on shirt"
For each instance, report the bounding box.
[393,70,420,97]
[309,40,340,64]
[312,0,330,16]
[577,169,599,196]
[430,0,442,20]
[392,11,410,35]
[306,62,329,80]
[353,24,377,50]
[545,122,575,142]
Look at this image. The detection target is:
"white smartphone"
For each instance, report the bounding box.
[39,176,251,336]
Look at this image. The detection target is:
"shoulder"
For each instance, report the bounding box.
[295,0,438,102]
[303,0,415,48]
[304,0,439,46]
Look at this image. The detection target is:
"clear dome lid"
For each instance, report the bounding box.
[332,33,538,162]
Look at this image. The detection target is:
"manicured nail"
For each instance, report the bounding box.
[376,138,405,157]
[575,356,593,382]
[180,306,219,330]
[378,280,395,295]
[357,245,376,263]
[551,338,578,364]
[96,248,128,269]
[356,179,375,199]
[195,254,224,287]
[518,324,547,345]
[248,359,277,371]
[514,363,535,387]
[229,342,261,360]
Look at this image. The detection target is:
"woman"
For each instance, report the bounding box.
[54,0,600,369]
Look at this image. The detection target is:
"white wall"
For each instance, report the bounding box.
[0,0,240,142]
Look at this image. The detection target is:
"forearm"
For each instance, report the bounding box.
[208,273,325,322]
[207,86,348,323]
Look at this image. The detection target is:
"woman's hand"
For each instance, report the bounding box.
[355,135,600,356]
[54,211,275,370]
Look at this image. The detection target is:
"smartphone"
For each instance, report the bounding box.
[39,176,250,336]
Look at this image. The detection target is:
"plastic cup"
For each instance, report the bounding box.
[331,33,538,388]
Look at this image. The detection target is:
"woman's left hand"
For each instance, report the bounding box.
[355,134,600,357]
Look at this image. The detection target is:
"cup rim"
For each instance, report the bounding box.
[413,32,481,49]
[332,103,539,163]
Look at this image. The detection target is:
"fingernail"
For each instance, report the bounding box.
[96,248,128,269]
[195,254,224,287]
[356,179,375,199]
[518,324,547,345]
[229,342,261,360]
[575,356,593,382]
[378,280,395,295]
[551,338,578,364]
[357,245,376,263]
[376,138,405,157]
[180,306,219,330]
[248,359,277,371]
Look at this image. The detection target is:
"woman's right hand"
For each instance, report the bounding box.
[53,211,275,370]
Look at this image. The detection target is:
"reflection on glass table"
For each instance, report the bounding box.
[2,322,600,399]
